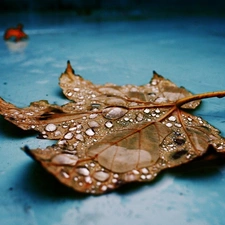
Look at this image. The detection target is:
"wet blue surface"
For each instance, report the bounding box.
[0,13,225,225]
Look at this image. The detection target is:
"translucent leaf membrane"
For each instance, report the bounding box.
[0,61,225,194]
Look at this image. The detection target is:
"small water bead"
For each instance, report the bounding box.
[88,121,100,128]
[93,171,110,182]
[45,123,57,132]
[69,127,76,131]
[136,113,144,122]
[76,167,90,176]
[75,134,84,142]
[105,121,113,128]
[67,92,73,97]
[74,87,80,92]
[168,116,176,122]
[52,154,78,165]
[85,176,92,184]
[101,185,107,192]
[166,122,173,128]
[144,108,150,114]
[102,106,128,120]
[58,140,67,145]
[89,113,98,119]
[64,132,74,140]
[175,123,182,128]
[85,128,95,136]
[61,170,70,179]
[141,168,149,174]
[155,108,161,114]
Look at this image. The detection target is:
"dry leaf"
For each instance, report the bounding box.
[0,61,225,194]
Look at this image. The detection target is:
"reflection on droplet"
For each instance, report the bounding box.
[75,134,84,142]
[168,116,176,121]
[74,87,80,92]
[76,167,90,176]
[102,107,128,120]
[144,108,150,114]
[166,122,173,127]
[52,154,78,165]
[64,132,74,140]
[136,113,144,121]
[105,121,113,128]
[85,128,95,136]
[88,121,100,128]
[45,123,57,132]
[93,171,110,181]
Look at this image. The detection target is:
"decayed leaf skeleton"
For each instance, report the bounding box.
[0,61,225,194]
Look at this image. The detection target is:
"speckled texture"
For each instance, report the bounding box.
[0,13,225,225]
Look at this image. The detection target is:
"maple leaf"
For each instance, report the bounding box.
[0,60,225,194]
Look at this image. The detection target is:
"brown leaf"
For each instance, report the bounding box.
[0,60,225,194]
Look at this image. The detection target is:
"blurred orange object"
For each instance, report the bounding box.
[4,23,28,42]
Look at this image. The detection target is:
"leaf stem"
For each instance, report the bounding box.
[176,90,225,107]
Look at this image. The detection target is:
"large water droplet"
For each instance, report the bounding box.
[88,121,100,128]
[102,107,128,120]
[93,171,110,182]
[52,154,78,165]
[64,132,74,140]
[76,167,90,176]
[85,128,95,136]
[45,123,57,132]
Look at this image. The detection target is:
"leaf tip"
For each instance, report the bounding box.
[65,60,75,75]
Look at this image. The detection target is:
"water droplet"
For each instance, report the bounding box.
[93,171,110,182]
[74,87,80,92]
[85,128,95,136]
[105,121,113,128]
[75,134,84,141]
[168,116,176,122]
[67,92,73,97]
[136,113,144,121]
[85,176,92,184]
[144,108,150,114]
[175,123,181,128]
[54,130,61,136]
[155,108,160,113]
[64,132,74,140]
[45,123,57,132]
[166,122,173,127]
[52,154,78,165]
[88,121,100,128]
[69,127,76,131]
[141,168,149,174]
[102,107,128,120]
[61,170,70,179]
[58,140,67,145]
[101,185,107,192]
[89,113,98,119]
[76,167,90,176]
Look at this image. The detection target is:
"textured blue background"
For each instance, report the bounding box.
[0,12,225,225]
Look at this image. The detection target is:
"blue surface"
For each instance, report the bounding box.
[0,13,225,225]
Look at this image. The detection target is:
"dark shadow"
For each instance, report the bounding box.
[0,116,37,138]
[18,161,88,200]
